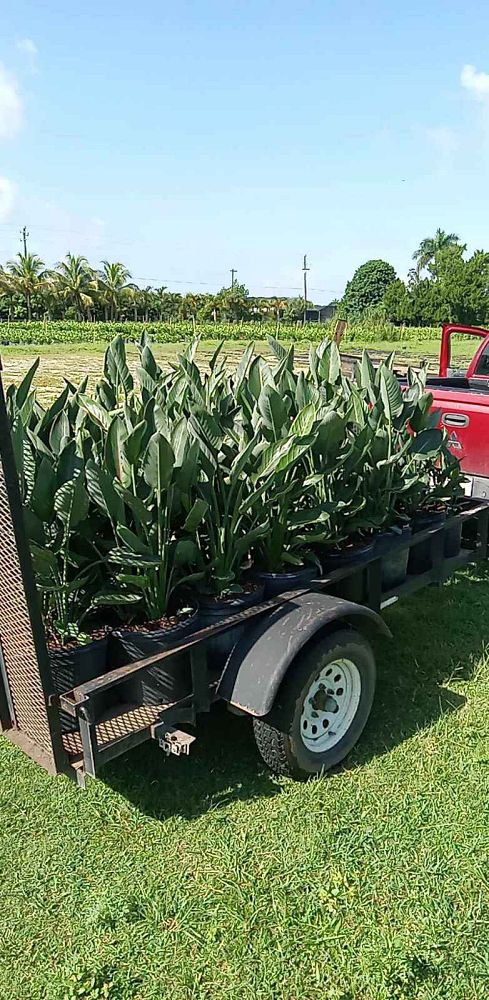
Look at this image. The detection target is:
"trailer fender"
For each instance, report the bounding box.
[217,591,391,717]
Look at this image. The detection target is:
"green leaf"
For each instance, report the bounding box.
[91,590,142,606]
[255,434,312,480]
[257,385,288,438]
[267,335,288,362]
[105,415,131,487]
[109,548,162,568]
[174,538,200,567]
[30,543,58,580]
[143,432,175,491]
[183,498,209,532]
[410,428,444,456]
[117,525,154,555]
[104,335,133,396]
[290,402,316,437]
[124,420,148,465]
[30,457,56,522]
[115,573,150,589]
[49,411,70,455]
[86,459,126,525]
[54,475,89,529]
[78,393,111,431]
[380,366,403,419]
[38,385,70,438]
[114,484,152,525]
[15,358,39,409]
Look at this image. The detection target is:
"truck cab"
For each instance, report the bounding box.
[426,324,489,498]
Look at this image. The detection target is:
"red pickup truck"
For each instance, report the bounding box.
[421,324,489,499]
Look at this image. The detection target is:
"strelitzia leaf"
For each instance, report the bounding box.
[143,432,175,491]
[54,475,89,529]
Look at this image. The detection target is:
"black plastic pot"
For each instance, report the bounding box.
[376,525,412,590]
[322,539,375,603]
[444,518,463,558]
[198,585,265,664]
[255,566,316,598]
[111,610,198,706]
[408,509,446,575]
[49,637,108,733]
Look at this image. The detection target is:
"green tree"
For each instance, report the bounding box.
[284,296,313,321]
[382,279,413,325]
[342,260,397,319]
[413,228,461,275]
[97,261,133,320]
[5,252,46,321]
[53,254,96,320]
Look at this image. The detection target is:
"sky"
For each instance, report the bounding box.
[1,0,489,302]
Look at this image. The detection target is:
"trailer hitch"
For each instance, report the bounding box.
[151,723,196,757]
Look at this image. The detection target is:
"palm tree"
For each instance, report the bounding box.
[5,252,46,321]
[53,254,96,320]
[413,229,460,274]
[97,261,132,320]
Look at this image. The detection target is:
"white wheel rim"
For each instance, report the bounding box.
[300,658,362,752]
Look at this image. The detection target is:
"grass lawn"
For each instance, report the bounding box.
[0,337,473,403]
[1,565,489,999]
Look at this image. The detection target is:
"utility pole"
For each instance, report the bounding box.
[230,268,237,289]
[302,254,309,325]
[21,226,29,256]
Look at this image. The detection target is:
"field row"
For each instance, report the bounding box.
[0,318,442,346]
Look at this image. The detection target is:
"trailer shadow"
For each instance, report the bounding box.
[102,565,489,816]
[102,703,280,820]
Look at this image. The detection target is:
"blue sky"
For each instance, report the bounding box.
[1,0,489,301]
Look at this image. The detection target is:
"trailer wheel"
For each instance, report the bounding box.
[253,628,376,779]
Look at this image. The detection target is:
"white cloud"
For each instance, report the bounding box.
[0,176,16,221]
[16,38,38,71]
[426,125,459,156]
[0,63,22,138]
[461,64,489,101]
[17,38,37,57]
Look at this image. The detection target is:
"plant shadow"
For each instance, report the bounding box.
[102,565,489,815]
[350,563,489,768]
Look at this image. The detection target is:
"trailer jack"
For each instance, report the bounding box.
[152,724,196,757]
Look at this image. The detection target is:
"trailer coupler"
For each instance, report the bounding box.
[151,723,196,757]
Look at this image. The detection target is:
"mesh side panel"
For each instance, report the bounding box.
[0,449,54,757]
[62,703,167,758]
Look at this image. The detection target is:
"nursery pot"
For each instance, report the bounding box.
[255,566,316,598]
[444,517,463,559]
[111,609,199,707]
[408,509,446,575]
[49,637,109,734]
[198,585,265,665]
[376,525,412,590]
[321,539,375,604]
[443,498,474,557]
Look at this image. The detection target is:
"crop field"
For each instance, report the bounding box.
[1,565,489,999]
[0,335,473,404]
[0,318,443,346]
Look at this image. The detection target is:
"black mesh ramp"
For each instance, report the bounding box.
[0,366,67,774]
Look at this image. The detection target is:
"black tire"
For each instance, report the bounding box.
[253,628,376,780]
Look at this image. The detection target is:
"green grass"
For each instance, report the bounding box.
[2,565,489,999]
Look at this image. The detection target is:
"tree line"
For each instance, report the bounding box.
[341,229,489,327]
[0,252,312,324]
[2,229,481,329]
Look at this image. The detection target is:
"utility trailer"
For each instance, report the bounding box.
[1,378,488,785]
